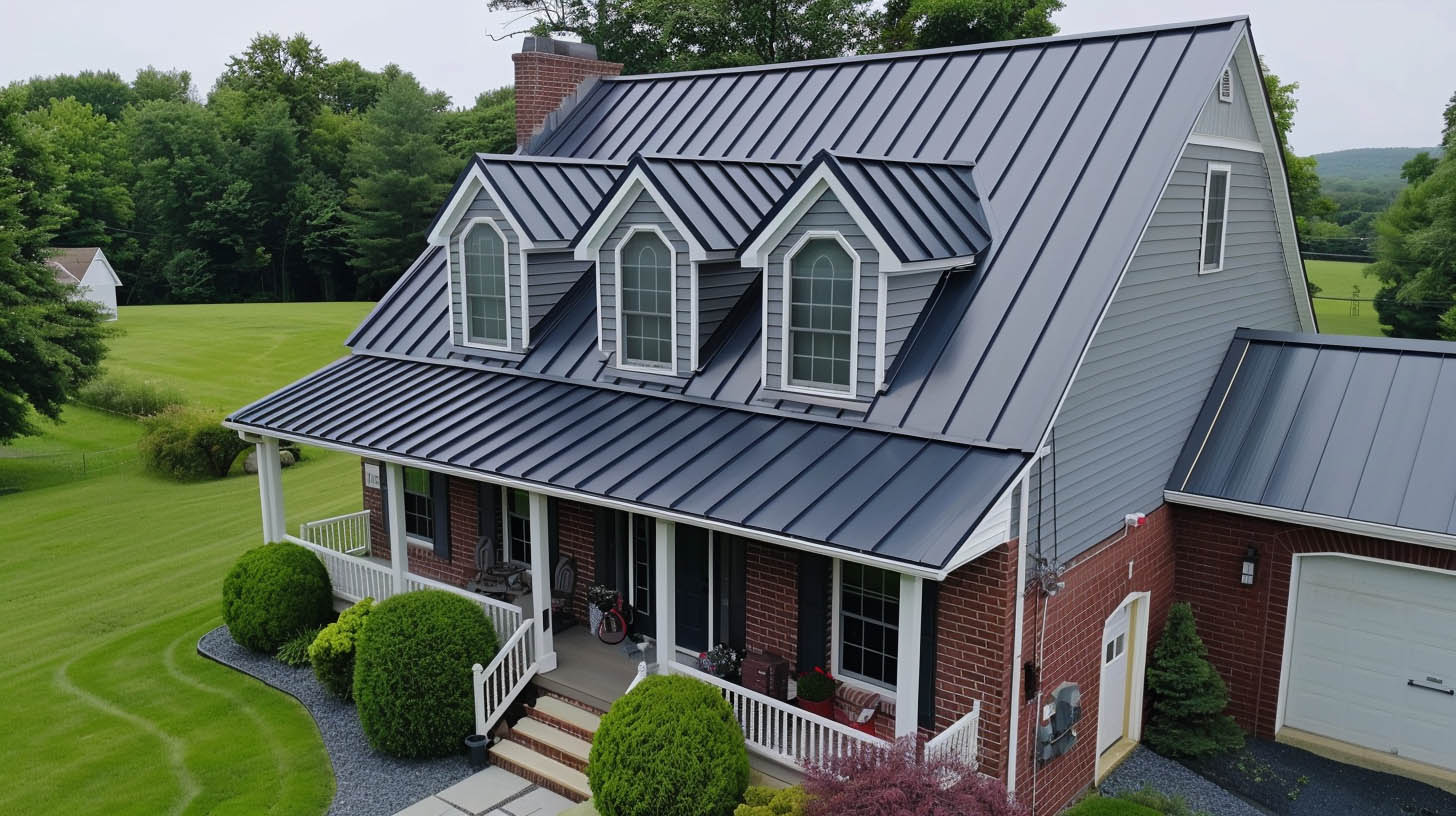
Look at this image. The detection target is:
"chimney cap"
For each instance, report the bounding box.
[520,35,599,61]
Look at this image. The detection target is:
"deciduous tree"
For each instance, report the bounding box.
[872,0,1062,53]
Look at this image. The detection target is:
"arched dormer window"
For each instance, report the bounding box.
[787,237,855,393]
[618,230,674,369]
[461,220,508,348]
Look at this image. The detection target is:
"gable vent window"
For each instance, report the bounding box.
[788,238,854,392]
[1219,68,1233,103]
[619,231,674,368]
[1201,163,1231,273]
[462,222,508,347]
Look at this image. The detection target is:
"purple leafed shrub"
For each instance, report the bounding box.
[803,737,1029,816]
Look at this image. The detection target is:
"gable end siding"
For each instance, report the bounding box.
[883,269,943,368]
[697,261,759,356]
[1034,142,1301,561]
[449,190,524,351]
[526,250,592,333]
[596,191,692,373]
[1193,58,1258,142]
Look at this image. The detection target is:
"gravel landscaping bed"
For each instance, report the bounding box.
[199,625,476,816]
[1101,746,1268,816]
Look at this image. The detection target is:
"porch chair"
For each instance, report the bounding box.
[550,555,577,632]
[466,535,517,601]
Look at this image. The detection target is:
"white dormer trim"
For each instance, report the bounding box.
[428,162,535,252]
[574,168,708,262]
[451,217,513,352]
[610,224,680,375]
[776,231,862,398]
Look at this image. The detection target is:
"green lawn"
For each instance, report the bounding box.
[1305,259,1388,337]
[0,301,373,815]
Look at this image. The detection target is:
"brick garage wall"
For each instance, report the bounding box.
[555,500,597,624]
[512,50,622,147]
[745,542,798,664]
[1172,505,1456,738]
[1012,504,1177,814]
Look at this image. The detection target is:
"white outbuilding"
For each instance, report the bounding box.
[48,247,122,320]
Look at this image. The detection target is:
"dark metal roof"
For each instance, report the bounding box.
[425,155,625,246]
[228,354,1026,569]
[345,247,453,359]
[622,155,800,252]
[1169,329,1456,536]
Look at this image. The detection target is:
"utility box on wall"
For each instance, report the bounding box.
[742,651,790,701]
[1037,682,1082,763]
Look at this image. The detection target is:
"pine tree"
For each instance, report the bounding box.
[1143,602,1244,758]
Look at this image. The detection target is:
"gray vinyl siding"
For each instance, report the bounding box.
[1031,142,1301,561]
[1193,59,1258,142]
[883,269,943,368]
[765,190,879,400]
[525,251,590,336]
[449,190,523,352]
[697,261,758,353]
[596,191,692,374]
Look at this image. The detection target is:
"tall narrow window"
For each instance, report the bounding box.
[463,222,508,347]
[503,487,531,564]
[619,231,673,368]
[1201,164,1231,272]
[402,467,435,542]
[788,238,854,392]
[839,562,899,688]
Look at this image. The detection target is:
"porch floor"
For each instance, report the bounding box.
[538,626,652,712]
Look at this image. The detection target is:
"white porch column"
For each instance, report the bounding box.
[383,461,408,594]
[654,518,675,674]
[529,492,557,672]
[895,573,924,739]
[255,437,286,543]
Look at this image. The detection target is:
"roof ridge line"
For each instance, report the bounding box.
[1237,328,1456,356]
[477,153,627,166]
[634,152,803,167]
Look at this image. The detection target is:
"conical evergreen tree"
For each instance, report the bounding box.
[1144,602,1244,758]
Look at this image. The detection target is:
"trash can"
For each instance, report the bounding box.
[465,734,490,769]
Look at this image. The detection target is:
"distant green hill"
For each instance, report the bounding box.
[1311,146,1443,183]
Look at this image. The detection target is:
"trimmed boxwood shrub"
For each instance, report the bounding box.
[222,541,333,653]
[139,405,249,480]
[309,597,373,700]
[735,786,807,816]
[587,674,749,816]
[353,590,498,758]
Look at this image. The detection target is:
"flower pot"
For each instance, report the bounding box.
[588,605,604,635]
[797,697,835,720]
[465,734,490,769]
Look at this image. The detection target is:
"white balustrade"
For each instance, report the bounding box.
[472,620,538,737]
[668,662,890,770]
[405,572,522,637]
[287,534,394,603]
[926,701,981,770]
[298,510,372,555]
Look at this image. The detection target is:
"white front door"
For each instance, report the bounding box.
[1098,603,1131,754]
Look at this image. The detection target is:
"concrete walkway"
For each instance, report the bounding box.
[393,766,575,816]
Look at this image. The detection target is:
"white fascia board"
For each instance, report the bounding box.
[742,167,908,273]
[1186,134,1264,153]
[1164,490,1456,555]
[427,163,535,251]
[221,418,942,580]
[573,168,708,262]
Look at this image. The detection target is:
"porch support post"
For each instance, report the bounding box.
[654,518,675,674]
[384,461,408,594]
[895,573,924,739]
[255,436,286,543]
[529,492,557,672]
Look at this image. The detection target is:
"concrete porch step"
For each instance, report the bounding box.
[489,738,592,802]
[512,716,592,772]
[527,695,601,742]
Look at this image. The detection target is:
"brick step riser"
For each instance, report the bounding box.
[510,728,589,773]
[537,689,608,717]
[525,707,596,742]
[489,748,589,803]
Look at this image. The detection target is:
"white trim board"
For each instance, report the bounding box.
[1187,134,1263,153]
[778,230,862,398]
[428,163,536,251]
[612,224,680,375]
[574,169,708,262]
[451,217,514,352]
[1198,162,1232,274]
[1164,490,1456,555]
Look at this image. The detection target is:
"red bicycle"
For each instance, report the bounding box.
[596,593,634,645]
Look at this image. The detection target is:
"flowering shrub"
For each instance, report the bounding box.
[698,643,742,679]
[804,737,1029,816]
[587,584,618,612]
[795,667,838,702]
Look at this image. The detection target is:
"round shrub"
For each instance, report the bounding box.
[222,541,333,653]
[309,597,373,700]
[587,674,749,816]
[353,590,499,758]
[140,405,249,480]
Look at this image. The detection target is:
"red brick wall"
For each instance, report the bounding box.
[359,462,477,588]
[1011,505,1177,814]
[556,500,597,623]
[512,51,622,147]
[745,542,798,664]
[1172,505,1456,739]
[363,460,387,561]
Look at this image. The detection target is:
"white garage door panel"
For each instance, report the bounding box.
[1285,557,1456,771]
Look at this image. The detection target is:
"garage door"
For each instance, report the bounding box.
[1284,556,1456,770]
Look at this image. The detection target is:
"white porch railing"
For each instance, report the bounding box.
[472,619,538,737]
[926,701,981,770]
[668,662,890,770]
[287,534,394,603]
[405,572,521,638]
[298,509,371,555]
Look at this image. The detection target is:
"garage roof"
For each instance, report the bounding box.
[1169,329,1456,537]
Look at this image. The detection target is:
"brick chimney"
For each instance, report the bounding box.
[512,36,623,149]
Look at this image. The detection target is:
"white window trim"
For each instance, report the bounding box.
[1198,163,1232,275]
[830,558,898,694]
[611,225,679,375]
[452,217,513,351]
[779,231,862,398]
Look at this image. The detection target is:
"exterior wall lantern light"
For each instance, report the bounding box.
[1240,546,1259,586]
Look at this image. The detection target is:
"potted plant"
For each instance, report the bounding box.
[795,667,838,719]
[586,584,616,634]
[697,643,743,682]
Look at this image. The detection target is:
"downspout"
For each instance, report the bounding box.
[1007,458,1033,794]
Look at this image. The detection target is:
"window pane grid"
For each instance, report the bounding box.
[402,467,434,541]
[620,233,673,367]
[789,239,853,391]
[463,225,507,345]
[840,563,899,687]
[505,488,530,563]
[1202,168,1229,270]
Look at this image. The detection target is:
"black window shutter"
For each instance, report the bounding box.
[796,553,832,674]
[432,473,451,560]
[376,462,389,528]
[547,497,560,567]
[918,581,939,730]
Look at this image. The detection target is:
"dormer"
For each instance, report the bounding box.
[741,152,991,402]
[574,154,797,374]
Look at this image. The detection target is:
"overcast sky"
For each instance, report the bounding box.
[2,0,1452,155]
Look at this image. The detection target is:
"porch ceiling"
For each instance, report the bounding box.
[228,353,1026,570]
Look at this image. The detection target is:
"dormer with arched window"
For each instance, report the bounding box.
[458,219,512,350]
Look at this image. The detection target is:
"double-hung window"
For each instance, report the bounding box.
[839,562,899,688]
[463,221,508,347]
[619,231,673,368]
[1200,164,1231,273]
[503,487,531,564]
[788,238,854,393]
[402,467,436,542]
